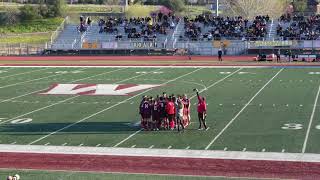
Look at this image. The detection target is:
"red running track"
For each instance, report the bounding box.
[0,152,319,179]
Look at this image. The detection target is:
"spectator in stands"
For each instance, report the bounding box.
[277,14,320,40]
[99,13,177,41]
[87,17,92,26]
[183,14,268,41]
[78,15,87,33]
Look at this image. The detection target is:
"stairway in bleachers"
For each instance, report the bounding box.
[267,19,278,40]
[51,25,82,49]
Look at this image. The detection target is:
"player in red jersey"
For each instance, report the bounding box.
[166,96,176,130]
[182,94,191,127]
[194,89,208,130]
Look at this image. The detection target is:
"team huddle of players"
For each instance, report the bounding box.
[139,93,191,131]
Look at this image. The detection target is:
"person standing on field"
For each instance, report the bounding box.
[194,89,208,130]
[218,48,223,61]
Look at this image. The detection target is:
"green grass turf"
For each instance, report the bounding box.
[0,67,320,153]
[0,169,261,180]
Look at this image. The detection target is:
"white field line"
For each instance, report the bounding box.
[29,68,202,145]
[113,68,242,147]
[205,68,284,150]
[0,71,63,89]
[0,67,89,90]
[0,68,155,125]
[302,84,320,153]
[0,68,124,104]
[0,67,48,79]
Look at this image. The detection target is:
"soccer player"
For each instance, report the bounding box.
[139,96,147,129]
[176,96,185,131]
[194,89,208,130]
[140,96,152,130]
[158,96,167,129]
[151,97,160,130]
[166,97,175,130]
[183,94,191,127]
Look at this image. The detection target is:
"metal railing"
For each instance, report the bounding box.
[50,16,69,45]
[0,43,46,56]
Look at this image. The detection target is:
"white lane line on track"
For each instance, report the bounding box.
[28,67,174,145]
[113,68,242,148]
[0,67,118,104]
[0,68,48,79]
[302,84,320,153]
[0,68,125,125]
[205,68,284,150]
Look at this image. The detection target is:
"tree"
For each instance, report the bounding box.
[159,0,185,12]
[222,0,289,19]
[46,0,66,17]
[293,0,308,12]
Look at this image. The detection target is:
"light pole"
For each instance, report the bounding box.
[216,0,219,16]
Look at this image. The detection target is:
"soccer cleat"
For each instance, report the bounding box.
[198,128,203,130]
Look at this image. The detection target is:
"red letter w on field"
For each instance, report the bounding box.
[40,84,162,96]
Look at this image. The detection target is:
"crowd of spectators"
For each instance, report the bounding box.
[277,14,320,40]
[182,15,269,41]
[97,12,178,41]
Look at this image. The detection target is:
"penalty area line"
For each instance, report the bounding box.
[205,68,284,150]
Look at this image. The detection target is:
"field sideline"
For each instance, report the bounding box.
[1,62,320,179]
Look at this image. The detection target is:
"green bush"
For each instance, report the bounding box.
[0,17,63,34]
[159,0,185,12]
[19,5,41,21]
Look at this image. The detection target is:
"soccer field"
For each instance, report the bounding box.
[0,66,320,154]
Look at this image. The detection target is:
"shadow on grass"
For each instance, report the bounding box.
[0,122,141,135]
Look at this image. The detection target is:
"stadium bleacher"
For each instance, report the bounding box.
[277,14,320,40]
